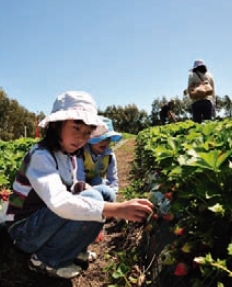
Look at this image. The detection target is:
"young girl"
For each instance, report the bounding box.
[6,91,153,279]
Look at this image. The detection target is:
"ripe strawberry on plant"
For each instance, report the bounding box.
[174,262,188,276]
[95,230,104,243]
[162,213,174,221]
[0,189,11,201]
[152,213,159,220]
[164,192,173,201]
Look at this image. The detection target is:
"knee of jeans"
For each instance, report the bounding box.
[80,189,104,201]
[93,185,116,202]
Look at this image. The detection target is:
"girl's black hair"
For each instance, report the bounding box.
[193,65,207,74]
[40,121,63,151]
[39,120,96,156]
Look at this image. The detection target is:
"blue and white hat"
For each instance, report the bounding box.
[88,116,122,144]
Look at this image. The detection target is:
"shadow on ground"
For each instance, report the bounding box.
[0,224,72,287]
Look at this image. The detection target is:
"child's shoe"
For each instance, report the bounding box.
[28,253,82,279]
[76,250,97,262]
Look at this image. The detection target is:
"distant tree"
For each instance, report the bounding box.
[150,98,162,126]
[100,105,123,131]
[121,104,150,134]
[1,86,231,140]
[181,94,192,120]
[99,104,149,134]
[214,95,224,118]
[0,88,43,140]
[222,95,232,117]
[172,98,183,120]
[0,89,11,140]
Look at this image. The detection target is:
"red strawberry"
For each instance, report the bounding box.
[95,230,104,243]
[164,192,173,200]
[153,213,159,220]
[0,189,11,201]
[162,213,174,221]
[174,262,188,276]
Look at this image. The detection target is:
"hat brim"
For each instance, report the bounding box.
[88,132,122,144]
[39,110,108,136]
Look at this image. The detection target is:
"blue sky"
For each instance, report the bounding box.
[0,0,232,115]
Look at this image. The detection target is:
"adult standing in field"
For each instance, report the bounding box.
[5,90,153,279]
[186,59,215,123]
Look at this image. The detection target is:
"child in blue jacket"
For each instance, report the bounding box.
[77,116,122,203]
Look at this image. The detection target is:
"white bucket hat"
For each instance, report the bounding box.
[88,116,122,144]
[39,91,108,136]
[189,59,206,71]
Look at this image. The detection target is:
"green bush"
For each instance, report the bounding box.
[133,119,232,286]
[0,138,38,189]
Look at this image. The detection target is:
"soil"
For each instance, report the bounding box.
[72,138,137,287]
[0,138,140,287]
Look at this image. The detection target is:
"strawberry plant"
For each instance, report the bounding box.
[133,119,232,286]
[0,137,38,210]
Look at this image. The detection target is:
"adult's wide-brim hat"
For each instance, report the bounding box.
[189,59,207,71]
[39,91,108,136]
[88,116,122,144]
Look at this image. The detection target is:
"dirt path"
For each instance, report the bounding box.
[114,137,136,190]
[72,137,136,287]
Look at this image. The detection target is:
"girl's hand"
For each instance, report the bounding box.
[103,199,153,223]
